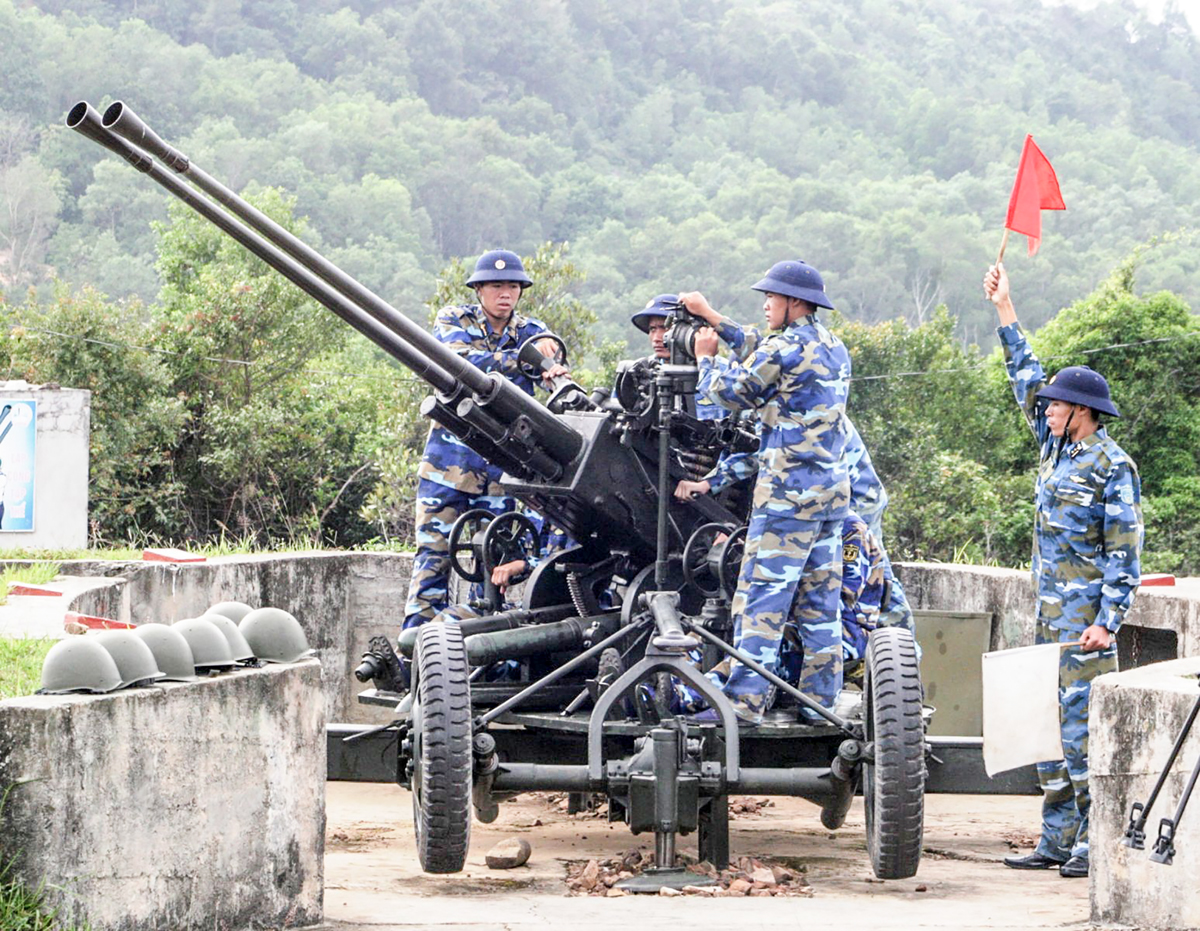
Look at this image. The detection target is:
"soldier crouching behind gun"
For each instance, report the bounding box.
[670,259,852,726]
[402,249,569,631]
[984,262,1143,880]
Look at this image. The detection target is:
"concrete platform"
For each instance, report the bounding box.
[322,783,1090,931]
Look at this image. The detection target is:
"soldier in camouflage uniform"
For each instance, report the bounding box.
[403,249,567,630]
[838,509,915,678]
[631,293,726,422]
[675,259,851,724]
[986,263,1142,879]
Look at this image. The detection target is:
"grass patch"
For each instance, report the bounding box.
[0,638,54,700]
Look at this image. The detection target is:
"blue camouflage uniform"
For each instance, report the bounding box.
[402,303,552,629]
[698,315,851,722]
[845,420,888,541]
[838,511,915,671]
[999,321,1142,864]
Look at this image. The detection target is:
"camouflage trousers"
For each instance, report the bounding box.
[709,513,843,723]
[1033,622,1118,862]
[402,478,515,630]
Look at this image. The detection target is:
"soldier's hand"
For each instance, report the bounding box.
[542,363,570,381]
[693,326,719,358]
[983,263,1009,305]
[674,478,712,501]
[1078,623,1113,652]
[678,291,719,324]
[491,559,527,589]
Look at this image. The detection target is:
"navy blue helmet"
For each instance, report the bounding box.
[750,259,833,309]
[466,249,533,289]
[1036,366,1120,417]
[630,293,680,333]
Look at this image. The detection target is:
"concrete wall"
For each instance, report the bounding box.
[0,661,325,931]
[65,552,412,725]
[895,562,1200,658]
[1090,658,1200,929]
[0,382,89,550]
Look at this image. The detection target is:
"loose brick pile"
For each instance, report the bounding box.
[566,850,814,897]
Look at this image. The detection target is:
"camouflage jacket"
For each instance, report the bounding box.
[419,304,551,494]
[844,419,887,518]
[697,315,851,521]
[999,323,1143,634]
[841,511,887,628]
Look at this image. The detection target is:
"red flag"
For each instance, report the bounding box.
[1005,135,1065,256]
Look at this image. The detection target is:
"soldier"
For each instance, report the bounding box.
[985,263,1142,879]
[630,292,726,422]
[403,249,567,630]
[676,259,852,724]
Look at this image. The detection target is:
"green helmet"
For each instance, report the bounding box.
[172,617,237,670]
[207,600,254,624]
[132,623,200,682]
[40,637,123,694]
[200,612,256,663]
[94,630,166,688]
[239,607,315,664]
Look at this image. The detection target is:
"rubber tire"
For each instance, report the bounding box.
[411,621,473,873]
[863,626,925,879]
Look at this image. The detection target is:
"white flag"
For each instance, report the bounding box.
[982,642,1064,777]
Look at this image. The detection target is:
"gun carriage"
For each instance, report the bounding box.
[69,100,927,889]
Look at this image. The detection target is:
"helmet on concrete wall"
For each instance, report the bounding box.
[207,600,255,624]
[239,608,315,664]
[172,617,237,670]
[200,612,256,663]
[132,623,200,682]
[94,630,166,688]
[39,637,123,694]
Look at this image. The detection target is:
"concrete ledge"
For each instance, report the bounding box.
[0,660,325,931]
[1091,657,1200,929]
[61,552,414,724]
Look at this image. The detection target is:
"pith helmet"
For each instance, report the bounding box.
[172,617,237,670]
[751,259,834,310]
[39,637,123,694]
[94,629,166,688]
[1036,365,1120,417]
[630,294,679,333]
[465,249,533,288]
[200,612,256,663]
[239,607,315,664]
[133,623,200,682]
[207,600,254,624]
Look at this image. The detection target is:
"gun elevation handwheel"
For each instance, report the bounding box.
[716,525,748,599]
[481,511,539,584]
[682,522,736,598]
[448,509,495,583]
[517,332,568,379]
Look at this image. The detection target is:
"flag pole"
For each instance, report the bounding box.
[996,228,1010,266]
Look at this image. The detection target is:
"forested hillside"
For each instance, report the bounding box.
[1,0,1199,571]
[2,0,1199,338]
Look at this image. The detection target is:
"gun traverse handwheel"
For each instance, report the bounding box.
[517,332,568,379]
[715,525,748,600]
[448,509,495,583]
[481,511,539,584]
[682,522,736,598]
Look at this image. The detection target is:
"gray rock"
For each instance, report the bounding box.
[485,837,532,870]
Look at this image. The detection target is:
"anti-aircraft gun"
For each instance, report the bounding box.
[69,100,927,890]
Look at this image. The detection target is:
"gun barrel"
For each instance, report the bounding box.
[69,101,583,475]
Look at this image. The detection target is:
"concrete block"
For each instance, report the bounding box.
[1091,658,1200,929]
[0,661,325,931]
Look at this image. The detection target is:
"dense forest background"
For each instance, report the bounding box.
[0,0,1198,571]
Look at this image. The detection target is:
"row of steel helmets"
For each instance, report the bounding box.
[40,602,314,695]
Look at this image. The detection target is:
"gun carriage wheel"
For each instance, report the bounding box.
[409,621,474,873]
[448,509,495,583]
[862,626,925,879]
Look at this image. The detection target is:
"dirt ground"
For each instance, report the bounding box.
[323,783,1098,930]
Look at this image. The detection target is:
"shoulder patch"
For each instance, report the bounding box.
[843,543,860,563]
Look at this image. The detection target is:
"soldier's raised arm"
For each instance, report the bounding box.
[985,263,1050,441]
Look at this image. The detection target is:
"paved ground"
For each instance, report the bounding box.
[324,783,1096,931]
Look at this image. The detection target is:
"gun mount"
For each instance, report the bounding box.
[70,100,927,888]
